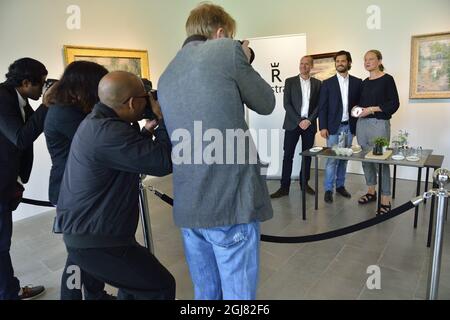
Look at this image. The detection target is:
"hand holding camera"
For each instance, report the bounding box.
[239,40,255,64]
[42,78,58,107]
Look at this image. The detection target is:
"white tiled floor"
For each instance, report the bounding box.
[10,172,450,300]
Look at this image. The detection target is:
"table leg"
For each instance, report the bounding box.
[302,155,306,220]
[424,167,430,204]
[414,167,422,229]
[377,163,382,216]
[315,156,318,210]
[392,165,397,199]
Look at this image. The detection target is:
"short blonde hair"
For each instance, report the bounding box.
[185,2,236,39]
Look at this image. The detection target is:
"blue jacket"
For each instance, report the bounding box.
[318,74,362,135]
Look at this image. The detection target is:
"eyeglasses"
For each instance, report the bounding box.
[122,93,150,105]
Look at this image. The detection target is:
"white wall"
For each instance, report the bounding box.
[0,0,449,220]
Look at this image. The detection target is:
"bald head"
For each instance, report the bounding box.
[98,71,145,109]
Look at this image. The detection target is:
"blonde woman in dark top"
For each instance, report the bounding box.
[354,50,400,214]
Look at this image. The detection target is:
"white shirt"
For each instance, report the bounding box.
[336,73,349,122]
[15,89,27,122]
[299,76,311,118]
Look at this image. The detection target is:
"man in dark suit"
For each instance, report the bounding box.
[318,51,362,203]
[271,56,321,198]
[0,58,49,300]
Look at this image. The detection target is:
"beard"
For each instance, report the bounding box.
[336,65,348,72]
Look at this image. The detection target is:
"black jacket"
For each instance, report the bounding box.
[282,75,322,131]
[0,83,47,202]
[318,74,362,135]
[57,103,172,249]
[44,104,87,205]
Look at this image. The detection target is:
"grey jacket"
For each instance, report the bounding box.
[158,37,275,229]
[283,75,321,131]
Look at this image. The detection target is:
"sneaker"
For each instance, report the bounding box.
[270,187,289,198]
[19,285,45,300]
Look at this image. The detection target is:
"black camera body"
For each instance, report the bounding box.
[141,78,157,120]
[238,41,255,64]
[44,78,58,91]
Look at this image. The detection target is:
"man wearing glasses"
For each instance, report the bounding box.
[56,71,175,299]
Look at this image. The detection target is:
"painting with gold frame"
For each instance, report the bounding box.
[310,52,337,81]
[64,45,150,79]
[410,32,450,99]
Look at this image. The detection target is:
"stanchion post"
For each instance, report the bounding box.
[139,175,154,254]
[427,168,449,300]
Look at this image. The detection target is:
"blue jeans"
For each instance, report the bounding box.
[324,124,353,192]
[181,221,260,300]
[0,202,20,300]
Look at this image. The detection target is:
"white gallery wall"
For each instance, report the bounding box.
[0,0,449,220]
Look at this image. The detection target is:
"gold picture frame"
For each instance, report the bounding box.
[310,52,337,81]
[64,45,150,79]
[410,32,450,99]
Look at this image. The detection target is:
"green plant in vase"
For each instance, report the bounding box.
[373,137,389,155]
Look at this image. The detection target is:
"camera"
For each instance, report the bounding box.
[141,78,157,120]
[238,41,255,64]
[44,78,58,91]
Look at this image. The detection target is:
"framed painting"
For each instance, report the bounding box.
[64,45,150,79]
[410,32,450,99]
[310,52,337,81]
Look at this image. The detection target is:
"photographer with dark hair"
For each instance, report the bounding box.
[43,61,113,300]
[0,57,49,300]
[56,71,175,300]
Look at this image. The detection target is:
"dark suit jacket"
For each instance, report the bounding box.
[283,75,322,131]
[0,83,47,202]
[318,74,362,135]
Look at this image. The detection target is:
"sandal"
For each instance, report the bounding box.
[378,202,392,215]
[358,192,377,204]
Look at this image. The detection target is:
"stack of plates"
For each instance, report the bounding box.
[406,156,420,162]
[392,154,405,161]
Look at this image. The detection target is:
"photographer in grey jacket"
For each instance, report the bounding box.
[56,71,175,300]
[158,3,275,300]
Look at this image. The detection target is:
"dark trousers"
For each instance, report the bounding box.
[66,244,175,300]
[281,126,315,189]
[0,202,20,300]
[60,256,107,300]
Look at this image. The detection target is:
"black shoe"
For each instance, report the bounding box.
[324,191,333,203]
[19,285,45,300]
[301,184,316,195]
[270,187,289,198]
[336,186,351,198]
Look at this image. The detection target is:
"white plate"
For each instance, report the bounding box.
[309,147,323,152]
[392,155,405,161]
[406,156,420,162]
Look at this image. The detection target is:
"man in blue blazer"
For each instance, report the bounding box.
[318,51,362,203]
[0,58,48,299]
